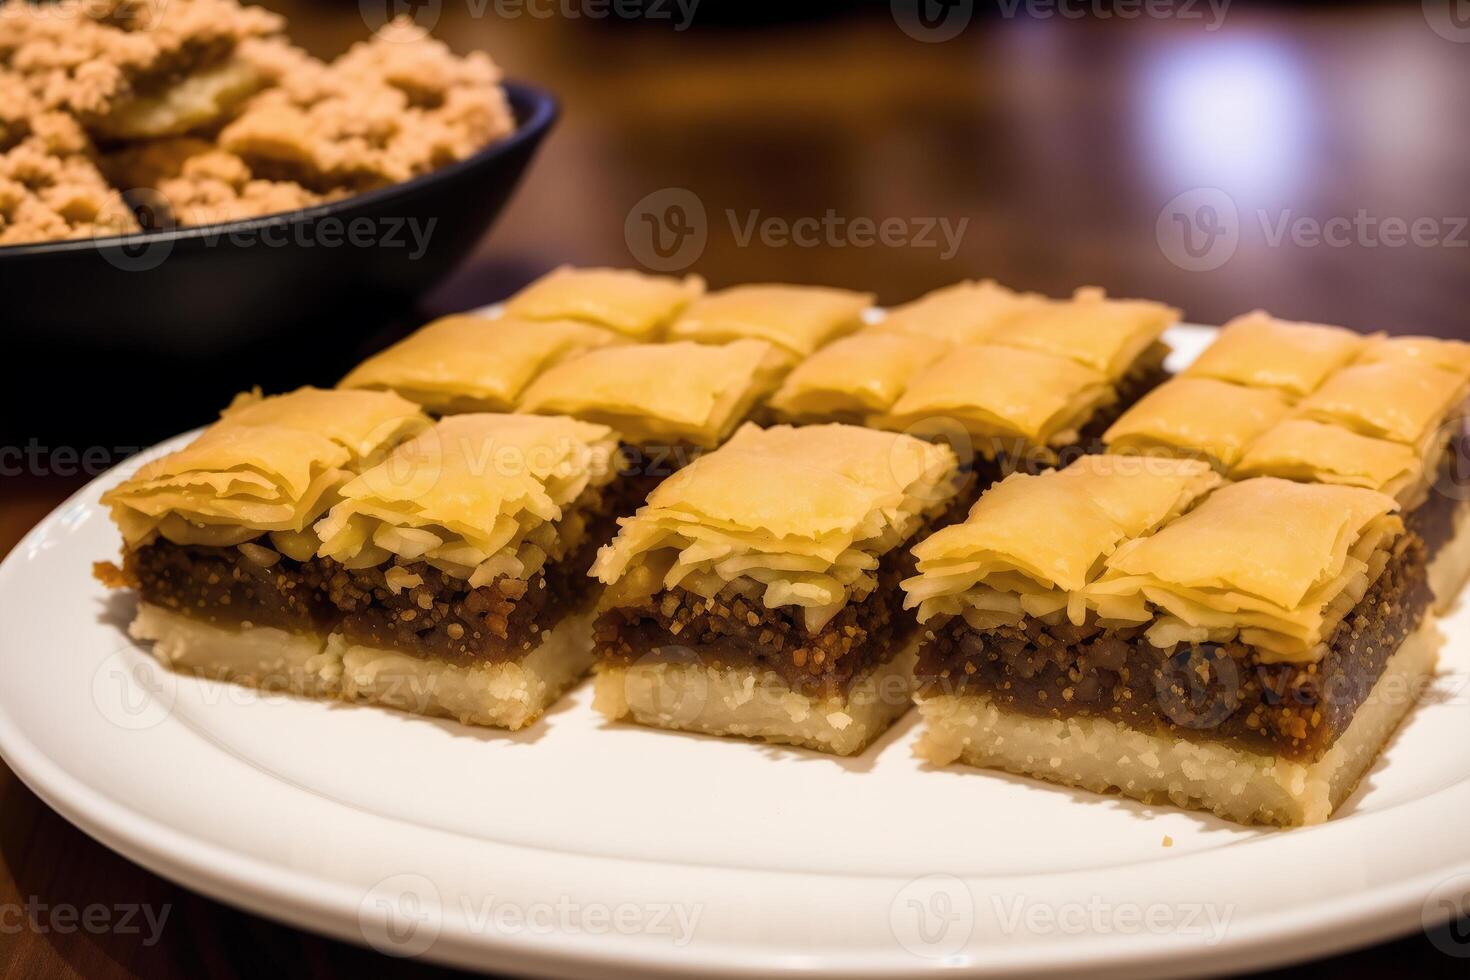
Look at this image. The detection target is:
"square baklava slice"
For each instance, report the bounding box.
[96,388,430,695]
[906,462,1438,826]
[516,337,785,499]
[338,314,620,414]
[776,286,1172,476]
[590,423,966,755]
[315,413,621,729]
[868,279,1044,345]
[667,283,873,366]
[503,265,705,341]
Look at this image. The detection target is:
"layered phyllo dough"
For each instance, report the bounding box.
[1104,314,1470,610]
[313,414,621,728]
[517,338,786,490]
[95,387,431,695]
[589,423,966,755]
[1180,311,1364,396]
[338,314,620,414]
[868,279,1043,345]
[768,332,951,424]
[503,266,705,340]
[904,462,1439,826]
[771,285,1172,470]
[667,283,873,364]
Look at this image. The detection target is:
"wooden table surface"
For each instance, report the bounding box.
[3,2,1468,975]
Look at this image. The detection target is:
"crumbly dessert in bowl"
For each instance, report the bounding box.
[0,0,514,244]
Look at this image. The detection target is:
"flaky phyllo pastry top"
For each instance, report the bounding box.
[315,414,619,585]
[1084,478,1401,663]
[503,266,705,340]
[1182,310,1365,396]
[768,332,951,422]
[986,286,1178,380]
[593,423,962,632]
[868,279,1044,345]
[870,344,1114,460]
[903,456,1220,628]
[667,283,873,363]
[100,387,428,553]
[516,339,784,449]
[337,314,621,414]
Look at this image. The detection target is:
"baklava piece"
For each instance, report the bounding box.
[1103,377,1293,470]
[907,466,1438,826]
[503,266,705,341]
[667,283,873,365]
[96,388,430,695]
[989,287,1178,383]
[783,286,1172,473]
[1180,310,1365,396]
[768,332,950,425]
[1111,315,1470,609]
[591,423,966,755]
[517,338,785,495]
[315,414,621,729]
[339,314,620,414]
[869,279,1044,345]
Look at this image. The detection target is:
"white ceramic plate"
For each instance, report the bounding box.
[1,325,1468,978]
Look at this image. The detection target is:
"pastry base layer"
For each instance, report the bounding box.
[129,603,341,697]
[592,640,919,756]
[333,612,596,730]
[914,616,1442,826]
[1428,500,1470,612]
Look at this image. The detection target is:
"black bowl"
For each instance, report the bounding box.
[1,81,557,449]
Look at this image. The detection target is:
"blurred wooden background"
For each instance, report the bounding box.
[3,1,1469,976]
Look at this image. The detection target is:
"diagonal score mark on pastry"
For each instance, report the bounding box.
[1104,314,1470,611]
[903,458,1439,826]
[94,387,432,695]
[591,423,968,755]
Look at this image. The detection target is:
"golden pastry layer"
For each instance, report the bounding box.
[504,266,705,340]
[100,387,429,553]
[593,423,962,632]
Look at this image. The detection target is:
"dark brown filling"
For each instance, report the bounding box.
[110,481,623,663]
[971,351,1171,487]
[594,491,973,699]
[1406,423,1470,564]
[120,543,338,634]
[322,511,610,665]
[915,534,1431,762]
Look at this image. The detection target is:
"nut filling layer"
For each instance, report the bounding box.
[594,504,967,700]
[915,535,1431,762]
